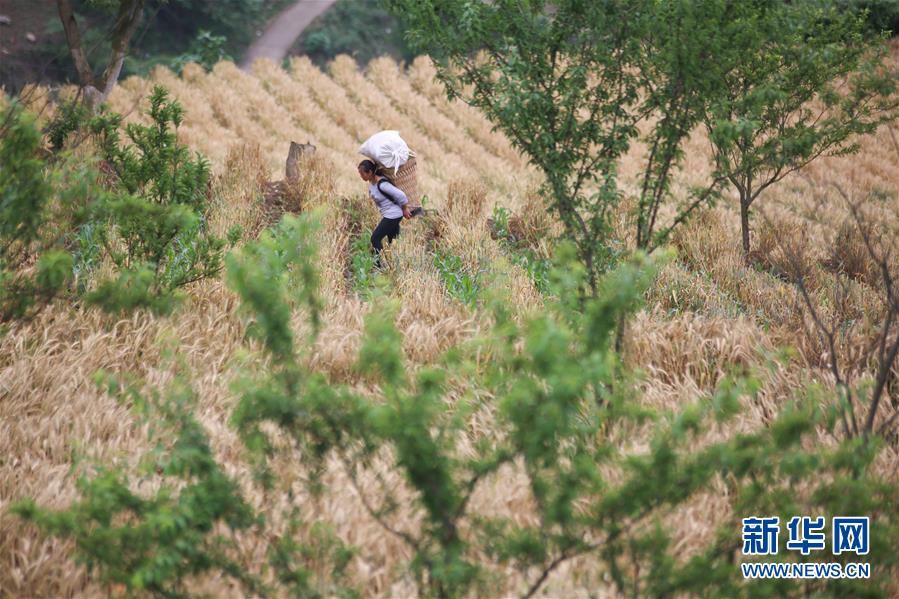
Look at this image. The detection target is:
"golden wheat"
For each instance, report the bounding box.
[1,50,897,598]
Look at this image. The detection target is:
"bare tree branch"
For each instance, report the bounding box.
[101,0,145,97]
[769,183,899,441]
[56,0,95,89]
[56,0,146,108]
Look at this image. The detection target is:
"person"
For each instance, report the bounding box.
[358,159,411,264]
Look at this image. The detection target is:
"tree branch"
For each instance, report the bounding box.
[101,0,146,97]
[57,0,94,88]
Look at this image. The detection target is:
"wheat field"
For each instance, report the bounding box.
[1,47,898,597]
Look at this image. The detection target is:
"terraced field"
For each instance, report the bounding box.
[1,49,897,597]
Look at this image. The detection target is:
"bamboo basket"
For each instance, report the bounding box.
[378,155,419,205]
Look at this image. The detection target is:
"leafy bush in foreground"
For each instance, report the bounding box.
[13,370,260,596]
[0,103,95,322]
[3,86,237,320]
[14,213,899,597]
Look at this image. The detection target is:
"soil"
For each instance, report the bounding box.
[0,0,67,93]
[252,180,291,238]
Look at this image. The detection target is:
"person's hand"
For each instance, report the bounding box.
[403,206,412,219]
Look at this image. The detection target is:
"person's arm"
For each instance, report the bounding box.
[380,181,412,218]
[379,181,409,206]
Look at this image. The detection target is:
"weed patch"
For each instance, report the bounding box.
[433,249,482,306]
[490,205,552,294]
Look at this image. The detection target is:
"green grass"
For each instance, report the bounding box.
[350,234,378,297]
[433,250,482,306]
[490,205,552,295]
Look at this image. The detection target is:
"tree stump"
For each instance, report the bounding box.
[251,141,318,238]
[285,141,316,182]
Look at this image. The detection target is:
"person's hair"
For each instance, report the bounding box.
[358,159,393,182]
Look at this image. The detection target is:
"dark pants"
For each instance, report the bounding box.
[371,217,402,264]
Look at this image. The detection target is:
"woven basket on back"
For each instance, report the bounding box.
[378,156,419,205]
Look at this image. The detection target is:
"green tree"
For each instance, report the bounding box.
[386,0,761,294]
[706,2,899,254]
[57,0,148,108]
[2,86,235,320]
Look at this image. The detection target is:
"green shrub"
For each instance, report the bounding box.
[12,368,261,597]
[1,86,236,321]
[14,214,898,598]
[83,85,239,314]
[170,30,233,73]
[46,99,91,151]
[839,0,899,35]
[0,102,97,322]
[303,30,333,56]
[296,0,415,68]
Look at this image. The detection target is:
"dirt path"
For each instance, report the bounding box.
[240,0,337,70]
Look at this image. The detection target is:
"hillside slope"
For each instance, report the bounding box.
[1,53,897,597]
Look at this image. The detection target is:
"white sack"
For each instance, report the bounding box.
[359,130,411,170]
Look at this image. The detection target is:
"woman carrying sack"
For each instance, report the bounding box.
[358,159,411,265]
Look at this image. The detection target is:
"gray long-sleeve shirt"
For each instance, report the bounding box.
[369,179,408,219]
